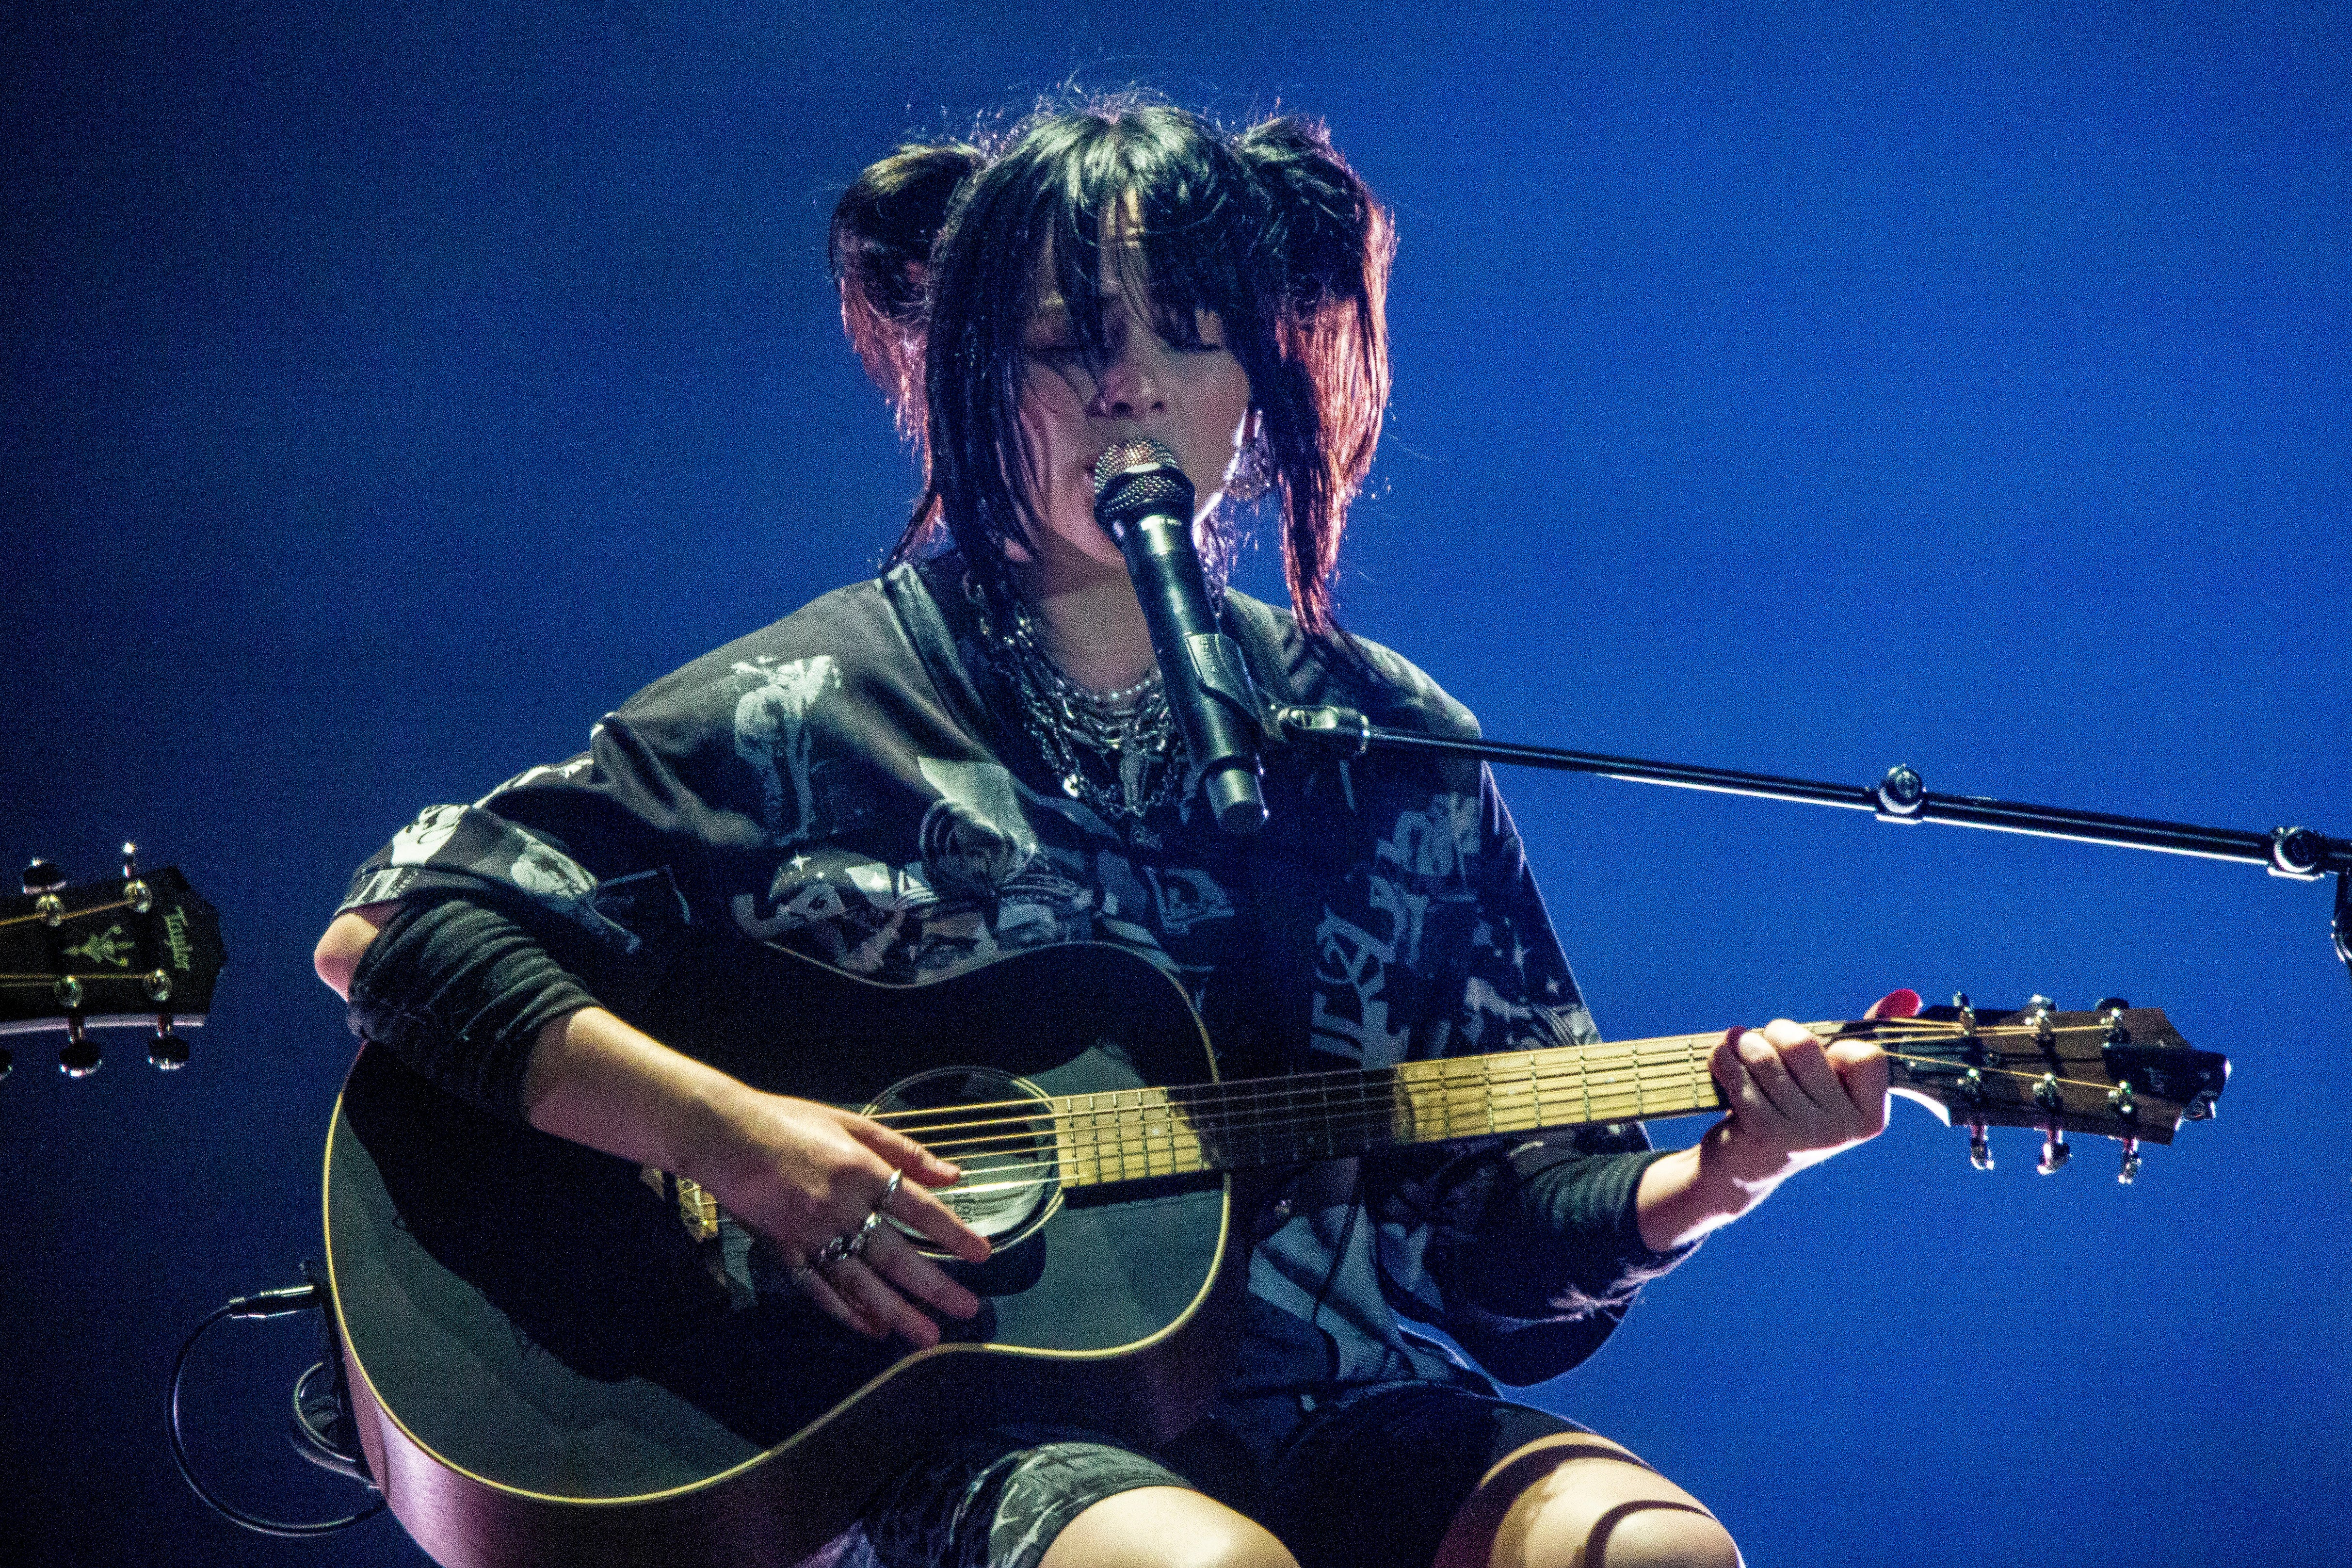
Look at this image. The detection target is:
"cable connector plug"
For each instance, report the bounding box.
[224,1282,320,1319]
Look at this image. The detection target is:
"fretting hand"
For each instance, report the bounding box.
[1635,989,1913,1251]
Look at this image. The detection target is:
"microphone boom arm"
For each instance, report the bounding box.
[1267,701,2352,993]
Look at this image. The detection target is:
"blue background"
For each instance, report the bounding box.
[4,3,2346,1563]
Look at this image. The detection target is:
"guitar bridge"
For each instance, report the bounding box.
[641,1167,781,1310]
[639,1166,722,1242]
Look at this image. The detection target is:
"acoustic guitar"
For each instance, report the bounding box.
[322,938,2227,1568]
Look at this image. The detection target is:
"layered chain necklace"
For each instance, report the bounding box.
[976,584,1186,841]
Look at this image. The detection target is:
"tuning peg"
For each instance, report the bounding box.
[2024,996,2057,1047]
[1951,992,1977,1033]
[149,1018,187,1070]
[1967,1117,1994,1171]
[57,1018,101,1079]
[2117,1137,2142,1185]
[121,842,153,912]
[24,858,65,926]
[0,1044,12,1081]
[2037,1122,2071,1174]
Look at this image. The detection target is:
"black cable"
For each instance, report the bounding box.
[167,1285,387,1538]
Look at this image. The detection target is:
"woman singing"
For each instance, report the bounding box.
[317,98,1890,1568]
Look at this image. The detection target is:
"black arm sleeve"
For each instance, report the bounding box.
[1458,1140,1690,1319]
[345,897,601,1124]
[1380,1135,1694,1386]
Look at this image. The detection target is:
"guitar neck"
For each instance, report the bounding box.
[1047,1026,1769,1188]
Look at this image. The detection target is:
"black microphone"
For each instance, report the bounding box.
[1092,438,1268,835]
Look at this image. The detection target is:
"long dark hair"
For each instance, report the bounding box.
[829,99,1392,647]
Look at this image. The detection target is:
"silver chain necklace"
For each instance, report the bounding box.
[976,585,1186,838]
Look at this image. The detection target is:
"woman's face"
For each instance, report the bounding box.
[1010,234,1255,584]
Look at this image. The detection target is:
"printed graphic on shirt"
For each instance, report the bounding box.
[387,804,469,867]
[1311,906,1407,1067]
[717,757,1214,986]
[731,654,840,846]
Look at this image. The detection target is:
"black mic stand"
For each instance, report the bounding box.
[1266,702,2352,994]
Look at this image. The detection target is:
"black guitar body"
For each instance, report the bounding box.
[325,941,1235,1568]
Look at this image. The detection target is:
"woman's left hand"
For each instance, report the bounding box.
[1634,989,1915,1251]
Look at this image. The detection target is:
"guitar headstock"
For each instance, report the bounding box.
[1871,994,2228,1182]
[0,844,226,1078]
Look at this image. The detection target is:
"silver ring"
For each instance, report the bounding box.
[812,1169,907,1271]
[842,1213,884,1260]
[812,1228,858,1269]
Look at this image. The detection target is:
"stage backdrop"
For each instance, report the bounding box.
[4,3,2345,1564]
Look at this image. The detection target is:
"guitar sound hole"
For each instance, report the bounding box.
[866,1067,1062,1255]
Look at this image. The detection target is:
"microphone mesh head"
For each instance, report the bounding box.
[1092,438,1182,496]
[1092,438,1193,523]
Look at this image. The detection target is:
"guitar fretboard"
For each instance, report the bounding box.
[1044,1028,1752,1188]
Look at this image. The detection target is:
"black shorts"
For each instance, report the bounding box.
[819,1384,1604,1568]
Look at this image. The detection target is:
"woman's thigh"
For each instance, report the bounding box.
[1040,1487,1298,1568]
[1241,1385,1733,1568]
[1432,1433,1738,1568]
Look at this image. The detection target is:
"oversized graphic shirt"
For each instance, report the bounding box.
[338,557,1680,1396]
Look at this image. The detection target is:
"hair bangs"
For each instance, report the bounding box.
[1043,118,1262,382]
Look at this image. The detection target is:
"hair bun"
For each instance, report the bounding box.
[830,142,985,427]
[1235,116,1389,307]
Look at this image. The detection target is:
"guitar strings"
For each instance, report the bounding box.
[904,1037,2158,1203]
[885,1045,2140,1204]
[861,1018,1979,1131]
[884,1042,2144,1177]
[861,1020,2116,1149]
[877,1042,2125,1163]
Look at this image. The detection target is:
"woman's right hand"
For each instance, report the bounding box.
[687,1086,992,1348]
[517,1003,990,1350]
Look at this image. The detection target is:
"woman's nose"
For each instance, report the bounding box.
[1088,339,1166,418]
